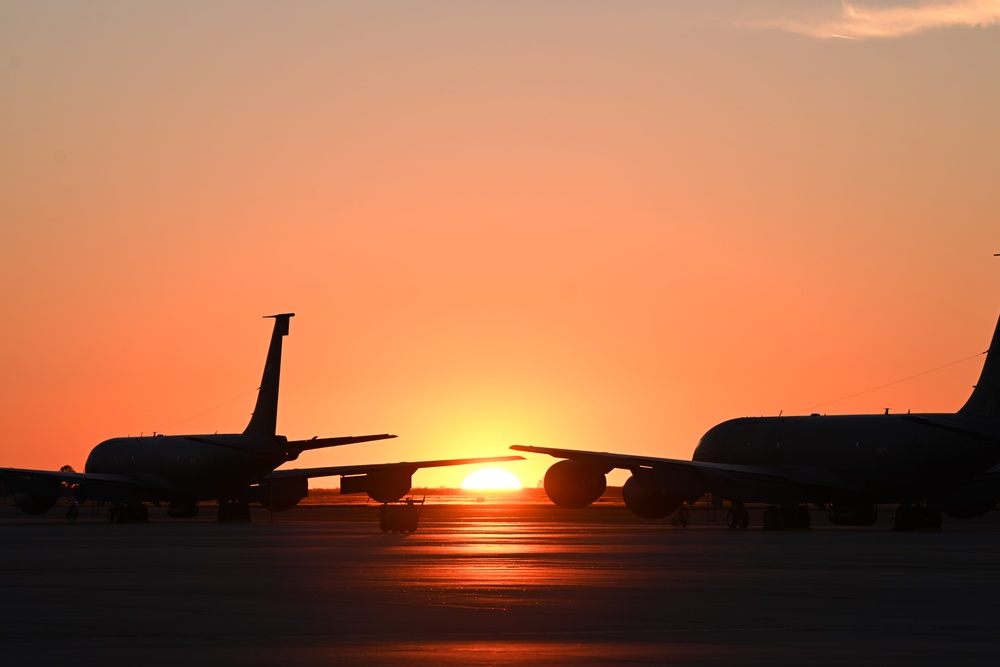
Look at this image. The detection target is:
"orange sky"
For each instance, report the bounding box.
[2,2,1000,489]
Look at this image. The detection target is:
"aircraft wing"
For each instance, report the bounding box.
[0,467,168,505]
[510,444,852,505]
[265,455,525,481]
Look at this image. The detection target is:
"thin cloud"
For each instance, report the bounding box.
[766,0,1000,39]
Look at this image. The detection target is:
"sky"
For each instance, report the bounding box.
[2,1,1000,490]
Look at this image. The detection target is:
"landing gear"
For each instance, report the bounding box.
[893,504,942,530]
[726,504,749,529]
[217,500,251,522]
[66,504,79,521]
[106,503,149,523]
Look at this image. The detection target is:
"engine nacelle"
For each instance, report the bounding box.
[621,475,684,519]
[543,460,606,509]
[827,503,878,526]
[14,493,58,516]
[341,470,413,504]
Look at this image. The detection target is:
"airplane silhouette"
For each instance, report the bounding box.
[514,308,1000,530]
[0,314,521,522]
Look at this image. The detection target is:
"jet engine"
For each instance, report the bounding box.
[542,460,606,509]
[14,493,58,516]
[341,470,413,504]
[621,475,684,520]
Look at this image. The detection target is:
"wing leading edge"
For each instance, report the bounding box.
[509,444,852,506]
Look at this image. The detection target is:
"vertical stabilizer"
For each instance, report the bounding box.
[958,312,1000,417]
[243,313,295,436]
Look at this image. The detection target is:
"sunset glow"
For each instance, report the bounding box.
[1,3,998,489]
[461,468,524,491]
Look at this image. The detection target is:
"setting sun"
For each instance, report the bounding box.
[461,468,524,491]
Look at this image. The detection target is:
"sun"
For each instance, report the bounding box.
[461,467,524,491]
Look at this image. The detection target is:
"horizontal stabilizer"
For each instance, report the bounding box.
[286,433,397,456]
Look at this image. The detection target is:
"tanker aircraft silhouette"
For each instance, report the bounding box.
[514,309,1000,530]
[0,314,521,522]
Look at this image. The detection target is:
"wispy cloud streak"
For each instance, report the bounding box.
[766,0,1000,39]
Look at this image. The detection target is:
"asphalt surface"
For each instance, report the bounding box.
[2,503,1000,666]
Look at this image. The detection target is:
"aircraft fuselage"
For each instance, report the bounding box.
[693,414,1000,505]
[84,434,287,502]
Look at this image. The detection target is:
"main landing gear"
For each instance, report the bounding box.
[726,504,750,529]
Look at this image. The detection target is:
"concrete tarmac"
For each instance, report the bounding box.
[2,503,1000,666]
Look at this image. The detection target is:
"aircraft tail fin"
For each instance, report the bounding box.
[958,312,1000,417]
[243,313,295,436]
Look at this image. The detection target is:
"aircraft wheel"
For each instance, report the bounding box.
[678,506,689,527]
[380,520,389,532]
[737,507,750,529]
[726,508,739,529]
[66,505,79,521]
